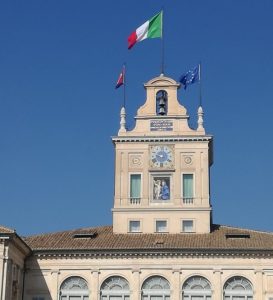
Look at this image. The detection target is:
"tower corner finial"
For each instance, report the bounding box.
[118,106,126,134]
[197,106,205,133]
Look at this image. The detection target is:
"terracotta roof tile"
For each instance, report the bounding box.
[0,225,15,234]
[24,224,273,252]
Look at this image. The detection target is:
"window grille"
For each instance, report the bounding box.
[142,276,170,300]
[60,276,89,300]
[223,276,253,300]
[182,276,212,299]
[101,276,130,300]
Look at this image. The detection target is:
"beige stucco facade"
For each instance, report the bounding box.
[0,229,30,300]
[23,254,273,300]
[112,75,212,234]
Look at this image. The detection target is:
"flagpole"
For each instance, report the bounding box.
[160,9,164,75]
[123,63,126,108]
[199,62,202,107]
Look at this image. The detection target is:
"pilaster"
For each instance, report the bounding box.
[255,269,264,300]
[91,269,100,300]
[0,245,5,300]
[50,270,60,300]
[171,269,181,300]
[132,269,141,300]
[212,269,223,300]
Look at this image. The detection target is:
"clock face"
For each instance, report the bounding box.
[150,145,174,168]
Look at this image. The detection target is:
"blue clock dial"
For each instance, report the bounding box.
[156,151,168,162]
[150,145,174,168]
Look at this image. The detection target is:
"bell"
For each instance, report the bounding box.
[159,97,165,105]
[159,107,165,115]
[156,90,168,116]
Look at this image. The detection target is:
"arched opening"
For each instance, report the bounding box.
[156,90,168,116]
[142,276,170,300]
[101,276,130,300]
[60,276,89,300]
[182,276,212,300]
[223,276,253,300]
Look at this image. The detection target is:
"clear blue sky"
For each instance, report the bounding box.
[0,1,273,236]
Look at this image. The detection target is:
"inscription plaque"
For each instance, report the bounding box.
[150,120,173,131]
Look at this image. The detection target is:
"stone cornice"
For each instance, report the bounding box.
[0,232,32,256]
[32,248,273,260]
[112,136,213,143]
[134,115,189,120]
[111,207,212,213]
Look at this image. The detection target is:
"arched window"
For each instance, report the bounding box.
[182,276,212,300]
[156,90,168,115]
[223,276,253,300]
[60,276,89,300]
[142,276,170,300]
[101,276,130,300]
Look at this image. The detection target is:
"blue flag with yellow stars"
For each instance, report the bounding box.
[179,65,200,90]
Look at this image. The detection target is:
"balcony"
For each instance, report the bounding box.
[182,197,194,205]
[129,197,141,205]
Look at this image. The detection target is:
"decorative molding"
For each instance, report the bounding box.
[129,154,143,169]
[132,268,141,274]
[172,268,182,274]
[33,249,273,260]
[254,269,264,274]
[213,269,223,274]
[184,156,192,165]
[112,207,212,212]
[112,136,212,144]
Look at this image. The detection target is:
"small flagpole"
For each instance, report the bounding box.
[199,62,202,107]
[160,9,164,75]
[123,63,126,108]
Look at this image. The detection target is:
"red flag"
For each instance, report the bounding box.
[115,67,125,89]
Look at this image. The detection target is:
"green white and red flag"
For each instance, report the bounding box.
[128,11,162,49]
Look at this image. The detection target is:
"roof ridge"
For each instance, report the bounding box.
[219,224,273,235]
[0,225,15,233]
[25,225,113,238]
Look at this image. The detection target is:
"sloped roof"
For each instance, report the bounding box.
[0,225,15,234]
[24,224,273,253]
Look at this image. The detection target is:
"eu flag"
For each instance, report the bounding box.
[179,65,200,90]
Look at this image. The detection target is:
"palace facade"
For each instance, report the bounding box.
[1,75,273,300]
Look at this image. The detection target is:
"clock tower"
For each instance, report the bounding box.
[112,75,213,234]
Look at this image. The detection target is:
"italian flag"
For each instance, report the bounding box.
[128,11,162,49]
